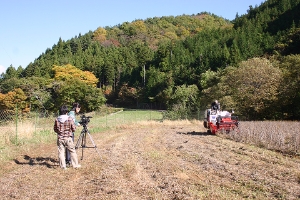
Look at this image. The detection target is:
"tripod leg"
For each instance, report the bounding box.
[75,131,84,149]
[81,131,87,160]
[75,126,102,161]
[75,130,86,160]
[87,132,102,160]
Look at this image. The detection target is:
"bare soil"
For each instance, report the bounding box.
[0,120,300,200]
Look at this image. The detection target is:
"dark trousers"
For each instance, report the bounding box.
[66,132,75,163]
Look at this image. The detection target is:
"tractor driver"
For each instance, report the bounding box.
[211,100,220,111]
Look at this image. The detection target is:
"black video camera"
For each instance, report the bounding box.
[79,115,92,125]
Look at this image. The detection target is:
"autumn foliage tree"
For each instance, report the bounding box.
[116,84,139,107]
[53,79,106,112]
[93,27,107,43]
[0,88,28,112]
[53,64,98,86]
[51,64,106,112]
[218,58,282,119]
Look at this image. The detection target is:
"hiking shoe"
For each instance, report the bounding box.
[74,164,81,169]
[66,162,71,168]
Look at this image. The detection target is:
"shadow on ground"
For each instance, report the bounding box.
[176,131,213,136]
[14,155,58,168]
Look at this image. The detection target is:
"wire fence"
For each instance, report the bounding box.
[0,106,210,146]
[0,107,178,145]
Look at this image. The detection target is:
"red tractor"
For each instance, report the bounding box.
[203,109,239,134]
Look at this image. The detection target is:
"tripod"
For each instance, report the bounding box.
[75,123,102,160]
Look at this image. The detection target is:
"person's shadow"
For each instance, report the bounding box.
[14,155,58,168]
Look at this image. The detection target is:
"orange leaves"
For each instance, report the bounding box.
[52,64,98,87]
[0,88,28,111]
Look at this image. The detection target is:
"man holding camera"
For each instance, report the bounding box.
[54,105,81,170]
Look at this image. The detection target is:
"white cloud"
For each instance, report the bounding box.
[0,65,6,74]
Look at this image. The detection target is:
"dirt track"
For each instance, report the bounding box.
[0,120,300,200]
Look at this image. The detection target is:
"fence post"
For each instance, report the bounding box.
[114,110,116,129]
[15,104,18,144]
[35,111,38,134]
[106,110,108,128]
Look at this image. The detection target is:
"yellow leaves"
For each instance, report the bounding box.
[93,27,107,42]
[132,20,147,33]
[164,32,178,40]
[176,26,190,37]
[52,64,98,87]
[195,27,203,32]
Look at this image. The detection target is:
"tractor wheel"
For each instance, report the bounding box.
[203,121,208,128]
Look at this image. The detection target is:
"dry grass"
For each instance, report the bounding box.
[0,119,56,165]
[0,121,35,145]
[220,121,300,156]
[1,119,55,144]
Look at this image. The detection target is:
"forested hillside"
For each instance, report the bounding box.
[1,0,300,120]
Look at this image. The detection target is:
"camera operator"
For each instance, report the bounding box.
[54,104,81,170]
[66,102,81,166]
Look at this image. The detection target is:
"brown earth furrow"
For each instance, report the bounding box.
[0,121,299,199]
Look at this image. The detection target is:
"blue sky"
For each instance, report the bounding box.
[0,0,265,74]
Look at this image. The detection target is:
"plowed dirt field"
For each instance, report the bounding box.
[0,120,299,199]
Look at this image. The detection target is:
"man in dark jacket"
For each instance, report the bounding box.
[54,105,81,170]
[211,100,220,111]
